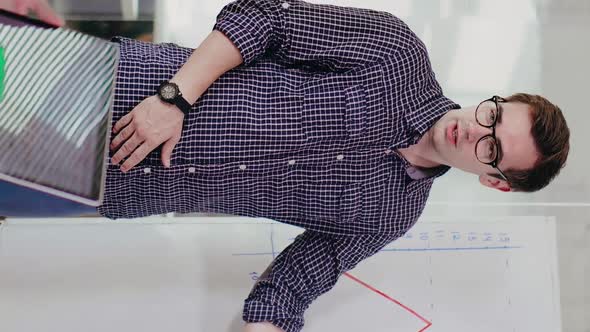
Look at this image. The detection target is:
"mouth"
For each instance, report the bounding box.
[446,122,458,147]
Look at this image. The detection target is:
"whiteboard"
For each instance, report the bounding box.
[0,216,561,332]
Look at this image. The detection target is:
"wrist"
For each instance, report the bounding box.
[168,78,203,105]
[156,81,192,114]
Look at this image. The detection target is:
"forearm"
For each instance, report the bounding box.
[244,322,284,332]
[171,30,243,104]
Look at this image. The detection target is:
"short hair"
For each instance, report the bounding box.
[500,93,570,192]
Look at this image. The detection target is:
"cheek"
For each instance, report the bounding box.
[459,146,480,167]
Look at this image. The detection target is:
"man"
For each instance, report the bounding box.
[102,1,570,331]
[6,1,573,332]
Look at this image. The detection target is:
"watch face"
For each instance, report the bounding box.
[160,83,178,100]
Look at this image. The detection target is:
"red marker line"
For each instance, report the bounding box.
[343,272,432,332]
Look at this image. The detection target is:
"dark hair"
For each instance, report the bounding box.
[500,93,570,192]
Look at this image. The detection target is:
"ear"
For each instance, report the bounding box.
[479,174,511,192]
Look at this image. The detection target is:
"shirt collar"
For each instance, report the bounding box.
[393,150,451,180]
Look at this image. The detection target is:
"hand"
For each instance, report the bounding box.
[244,323,284,332]
[0,0,65,26]
[110,95,184,173]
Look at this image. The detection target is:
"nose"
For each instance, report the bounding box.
[465,121,492,144]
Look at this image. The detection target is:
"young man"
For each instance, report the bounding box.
[8,0,573,331]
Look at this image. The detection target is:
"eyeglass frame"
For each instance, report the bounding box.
[475,95,509,183]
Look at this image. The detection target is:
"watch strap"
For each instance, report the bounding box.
[173,93,192,114]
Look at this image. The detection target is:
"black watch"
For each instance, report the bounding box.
[157,81,192,114]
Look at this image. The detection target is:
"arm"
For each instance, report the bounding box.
[176,0,408,104]
[244,263,285,332]
[170,30,243,104]
[214,0,412,71]
[242,230,398,332]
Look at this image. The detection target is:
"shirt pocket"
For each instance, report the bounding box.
[296,181,364,224]
[302,83,368,146]
[343,84,368,144]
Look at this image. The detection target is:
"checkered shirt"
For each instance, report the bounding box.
[97,1,460,331]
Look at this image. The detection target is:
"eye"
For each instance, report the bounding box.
[488,111,496,123]
[488,142,497,159]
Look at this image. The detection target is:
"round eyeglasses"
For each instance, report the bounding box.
[474,95,509,182]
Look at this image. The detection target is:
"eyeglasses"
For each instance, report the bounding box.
[475,95,509,183]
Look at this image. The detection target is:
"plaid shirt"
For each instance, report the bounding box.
[97,0,459,331]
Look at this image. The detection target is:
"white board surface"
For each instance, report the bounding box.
[0,216,561,332]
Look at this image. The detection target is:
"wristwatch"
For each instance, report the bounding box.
[157,81,192,114]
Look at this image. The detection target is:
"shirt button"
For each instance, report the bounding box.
[188,167,196,173]
[143,167,151,174]
[239,164,247,170]
[281,2,290,9]
[336,154,344,160]
[288,159,296,165]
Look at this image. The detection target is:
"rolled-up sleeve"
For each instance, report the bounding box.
[213,0,413,70]
[243,230,398,332]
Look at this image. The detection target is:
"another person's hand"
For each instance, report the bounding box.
[0,0,64,26]
[110,95,185,172]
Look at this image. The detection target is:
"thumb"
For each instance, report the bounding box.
[33,0,65,26]
[14,1,30,16]
[160,138,178,168]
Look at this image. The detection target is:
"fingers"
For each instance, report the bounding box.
[13,0,30,15]
[110,124,135,151]
[160,137,179,168]
[7,0,65,27]
[112,113,133,135]
[120,143,153,173]
[111,132,144,166]
[33,0,65,26]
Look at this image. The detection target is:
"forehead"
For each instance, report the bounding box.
[497,102,539,170]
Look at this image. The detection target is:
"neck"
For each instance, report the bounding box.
[397,131,442,169]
